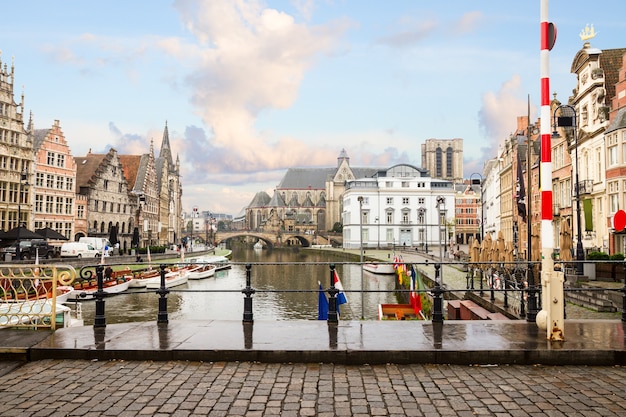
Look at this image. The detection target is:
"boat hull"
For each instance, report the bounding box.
[363,263,396,275]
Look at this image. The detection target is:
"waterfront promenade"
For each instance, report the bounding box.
[0,247,625,416]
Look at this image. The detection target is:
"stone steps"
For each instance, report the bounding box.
[565,288,618,312]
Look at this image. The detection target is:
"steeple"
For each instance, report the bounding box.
[159,121,174,166]
[337,148,349,168]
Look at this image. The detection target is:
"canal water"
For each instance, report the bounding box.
[75,246,398,325]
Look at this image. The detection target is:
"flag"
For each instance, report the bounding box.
[317,281,328,320]
[333,270,348,314]
[516,151,527,222]
[409,265,422,315]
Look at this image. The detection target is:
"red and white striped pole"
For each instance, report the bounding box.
[538,0,564,341]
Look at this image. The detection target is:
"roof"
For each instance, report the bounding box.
[32,129,48,151]
[248,191,271,208]
[600,48,626,109]
[75,152,112,189]
[277,168,336,189]
[606,107,626,134]
[118,155,142,192]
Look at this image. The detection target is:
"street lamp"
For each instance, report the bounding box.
[357,196,364,319]
[470,173,483,243]
[553,104,584,275]
[16,169,28,260]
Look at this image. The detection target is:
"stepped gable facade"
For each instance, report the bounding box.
[32,120,77,240]
[74,148,135,251]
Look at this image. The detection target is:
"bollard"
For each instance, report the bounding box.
[327,264,338,323]
[94,265,106,328]
[156,264,169,324]
[432,263,444,323]
[622,261,626,322]
[465,268,470,290]
[242,264,255,323]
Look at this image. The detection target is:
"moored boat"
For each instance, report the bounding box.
[186,264,216,279]
[363,262,396,275]
[378,303,423,320]
[69,277,131,300]
[144,269,189,289]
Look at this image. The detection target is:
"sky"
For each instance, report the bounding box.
[1,1,625,217]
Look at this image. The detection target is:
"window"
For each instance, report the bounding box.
[35,195,43,212]
[46,174,54,188]
[386,228,394,243]
[401,210,409,224]
[56,154,65,167]
[36,173,44,187]
[65,198,73,215]
[608,135,618,166]
[446,146,453,177]
[47,152,55,165]
[418,198,425,205]
[386,197,393,205]
[45,196,54,213]
[77,204,85,219]
[56,197,63,214]
[402,197,409,205]
[386,211,393,224]
[436,147,442,177]
[401,182,409,188]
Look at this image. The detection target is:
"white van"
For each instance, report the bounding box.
[60,242,100,258]
[78,237,113,256]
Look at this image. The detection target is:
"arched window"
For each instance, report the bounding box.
[446,147,453,177]
[436,147,442,177]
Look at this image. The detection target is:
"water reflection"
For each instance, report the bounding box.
[77,247,397,325]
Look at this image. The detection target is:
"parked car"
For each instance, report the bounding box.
[60,242,100,258]
[2,239,58,260]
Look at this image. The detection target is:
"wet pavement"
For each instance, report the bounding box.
[1,248,625,416]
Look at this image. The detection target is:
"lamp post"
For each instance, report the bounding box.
[436,196,446,262]
[357,196,364,319]
[190,206,198,252]
[553,104,584,275]
[16,169,28,260]
[470,173,484,243]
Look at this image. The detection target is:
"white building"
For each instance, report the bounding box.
[342,164,455,252]
[482,157,502,239]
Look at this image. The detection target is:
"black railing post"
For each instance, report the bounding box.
[432,263,444,323]
[526,262,537,322]
[490,269,495,303]
[622,261,626,322]
[479,267,484,297]
[327,264,338,323]
[519,268,526,319]
[93,265,106,328]
[156,264,169,324]
[242,264,255,323]
[466,268,470,290]
[470,266,475,290]
[502,264,509,309]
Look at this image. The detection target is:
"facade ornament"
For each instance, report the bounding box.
[579,24,597,41]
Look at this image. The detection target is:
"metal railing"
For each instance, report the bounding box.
[0,264,77,329]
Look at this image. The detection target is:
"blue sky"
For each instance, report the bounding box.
[2,1,624,216]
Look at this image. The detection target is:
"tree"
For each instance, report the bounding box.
[331,222,343,233]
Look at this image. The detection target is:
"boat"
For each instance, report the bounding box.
[68,277,132,300]
[363,262,396,275]
[144,269,189,289]
[186,264,216,279]
[0,297,83,328]
[191,254,231,271]
[128,268,160,288]
[378,304,423,320]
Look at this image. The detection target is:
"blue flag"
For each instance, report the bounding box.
[317,282,328,320]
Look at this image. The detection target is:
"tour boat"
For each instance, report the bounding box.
[363,262,396,275]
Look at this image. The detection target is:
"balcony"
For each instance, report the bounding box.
[576,180,593,195]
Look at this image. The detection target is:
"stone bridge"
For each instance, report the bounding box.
[214,231,342,249]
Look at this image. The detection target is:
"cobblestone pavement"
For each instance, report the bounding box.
[1,360,625,416]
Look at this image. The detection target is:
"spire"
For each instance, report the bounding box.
[150,138,154,156]
[337,148,349,167]
[159,121,173,166]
